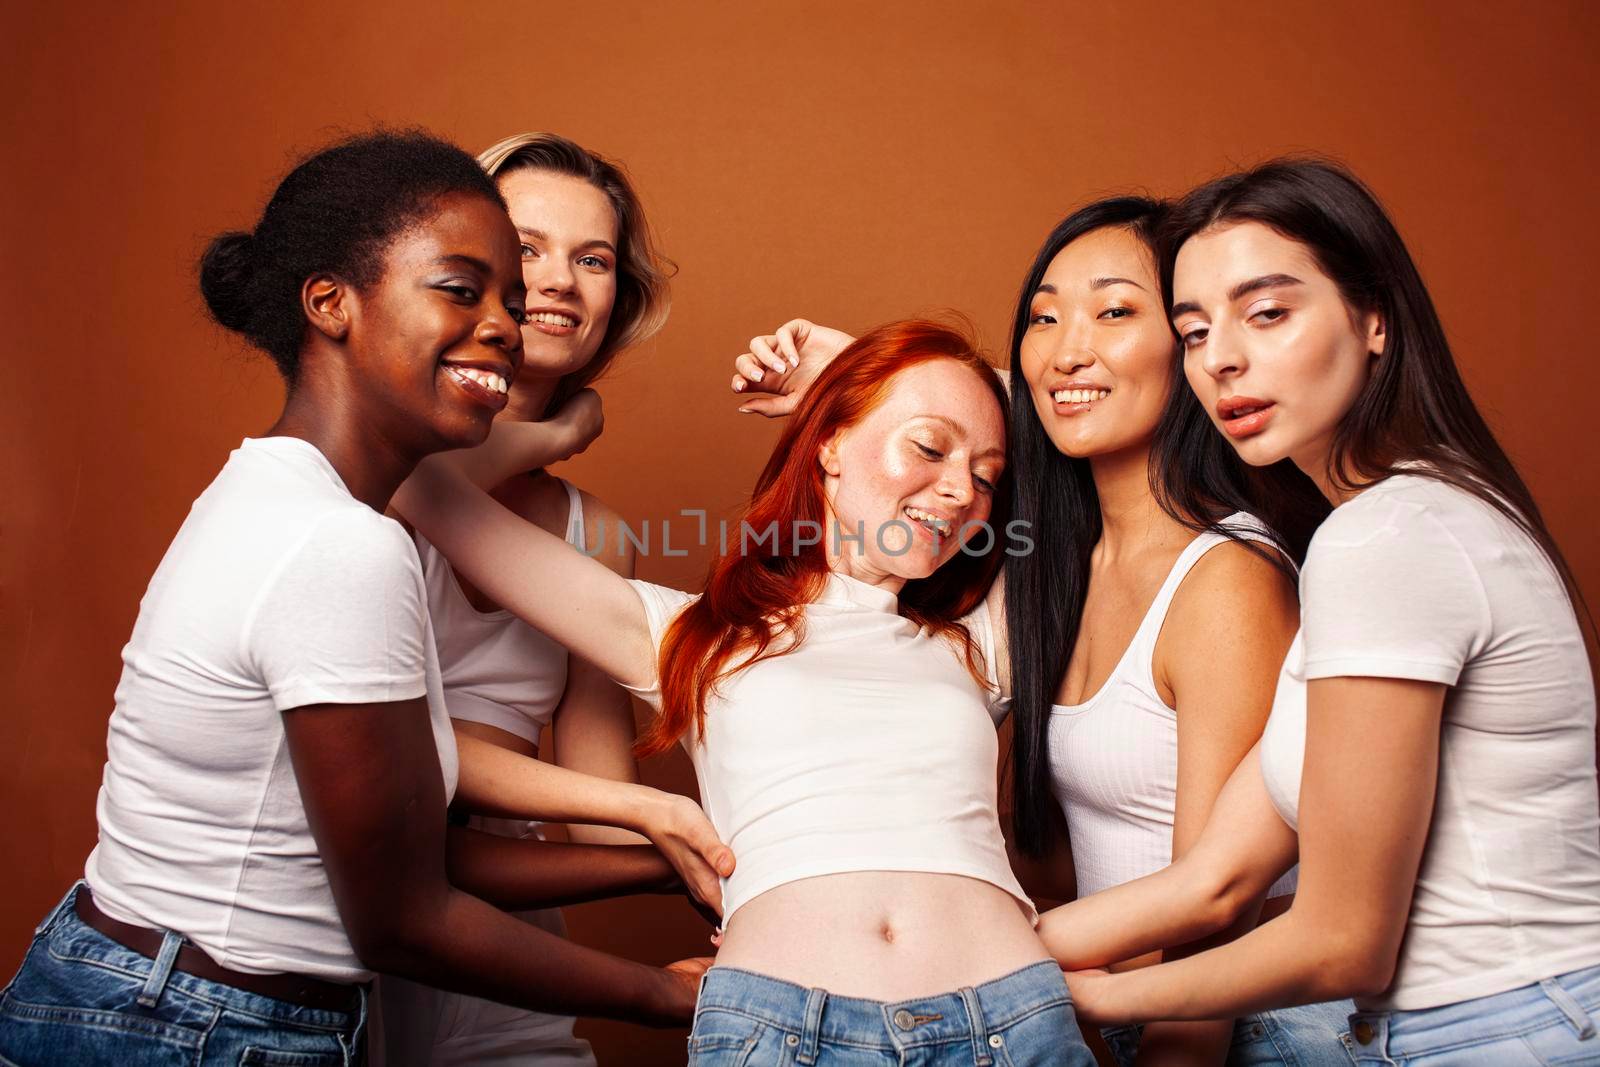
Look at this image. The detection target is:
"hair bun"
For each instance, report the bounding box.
[199,230,259,334]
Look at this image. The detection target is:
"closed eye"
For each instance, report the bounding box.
[915,442,944,460]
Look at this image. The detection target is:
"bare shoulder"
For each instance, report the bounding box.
[573,486,637,579]
[1166,538,1298,646]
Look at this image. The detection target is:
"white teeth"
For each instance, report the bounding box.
[1052,388,1110,404]
[450,367,508,396]
[530,311,578,327]
[905,506,951,531]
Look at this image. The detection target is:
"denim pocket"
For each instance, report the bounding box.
[0,990,206,1066]
[992,1000,1091,1067]
[687,1007,773,1065]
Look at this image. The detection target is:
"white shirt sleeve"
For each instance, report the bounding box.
[1300,499,1492,685]
[619,578,698,712]
[243,509,431,710]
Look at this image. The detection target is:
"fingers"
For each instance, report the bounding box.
[737,395,797,418]
[689,866,725,916]
[772,322,805,367]
[732,353,773,391]
[749,335,789,375]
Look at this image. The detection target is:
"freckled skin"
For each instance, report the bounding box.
[1172,222,1383,475]
[820,359,1007,590]
[1019,227,1176,462]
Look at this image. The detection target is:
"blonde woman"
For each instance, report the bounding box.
[379,133,677,1066]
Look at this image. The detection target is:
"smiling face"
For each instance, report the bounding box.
[497,167,619,399]
[1018,226,1174,461]
[819,359,1007,588]
[346,192,527,452]
[1170,221,1384,476]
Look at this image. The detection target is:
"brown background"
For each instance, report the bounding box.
[4,1,1598,1063]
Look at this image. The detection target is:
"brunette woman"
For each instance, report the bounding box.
[1048,159,1600,1066]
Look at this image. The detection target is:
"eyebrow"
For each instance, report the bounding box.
[1090,275,1147,292]
[1170,273,1304,319]
[434,253,493,274]
[517,227,618,255]
[1033,276,1147,298]
[912,414,1006,460]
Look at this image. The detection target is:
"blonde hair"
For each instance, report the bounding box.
[478,132,674,415]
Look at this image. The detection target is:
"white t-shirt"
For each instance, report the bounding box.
[1258,474,1600,1011]
[622,572,1033,925]
[85,437,458,983]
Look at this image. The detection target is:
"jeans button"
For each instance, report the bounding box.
[988,1034,1004,1048]
[1353,1020,1375,1044]
[785,1034,799,1047]
[893,1009,916,1030]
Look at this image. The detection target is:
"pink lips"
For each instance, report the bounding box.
[1216,395,1275,438]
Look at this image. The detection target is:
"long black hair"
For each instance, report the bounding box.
[1160,158,1585,621]
[1005,197,1324,857]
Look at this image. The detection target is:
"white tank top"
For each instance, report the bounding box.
[417,478,586,745]
[1049,513,1298,900]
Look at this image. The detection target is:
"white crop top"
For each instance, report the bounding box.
[621,572,1034,925]
[1257,474,1600,1011]
[1050,514,1297,901]
[417,478,586,745]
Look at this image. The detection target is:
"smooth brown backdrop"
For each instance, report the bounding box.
[4,2,1598,1062]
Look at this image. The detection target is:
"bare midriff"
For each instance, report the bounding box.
[713,871,1048,1000]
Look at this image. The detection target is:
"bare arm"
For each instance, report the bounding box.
[393,456,655,691]
[1065,676,1443,1024]
[451,730,727,907]
[1038,745,1298,970]
[1134,544,1299,1066]
[552,492,647,845]
[282,697,700,1026]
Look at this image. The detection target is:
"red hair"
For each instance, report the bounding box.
[636,320,1011,757]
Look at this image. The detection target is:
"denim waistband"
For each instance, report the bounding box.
[695,959,1068,1053]
[1348,961,1600,1058]
[41,881,362,1032]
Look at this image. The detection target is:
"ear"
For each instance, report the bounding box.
[817,429,844,477]
[302,274,351,343]
[1364,309,1386,359]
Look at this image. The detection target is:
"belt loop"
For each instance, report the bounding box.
[1540,977,1597,1040]
[136,929,184,1008]
[37,881,87,937]
[959,985,994,1067]
[795,986,827,1065]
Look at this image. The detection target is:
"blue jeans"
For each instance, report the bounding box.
[1100,998,1356,1065]
[1344,962,1600,1065]
[0,882,367,1065]
[687,959,1096,1065]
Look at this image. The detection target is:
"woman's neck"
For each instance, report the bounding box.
[267,369,421,511]
[1088,443,1183,560]
[500,373,562,424]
